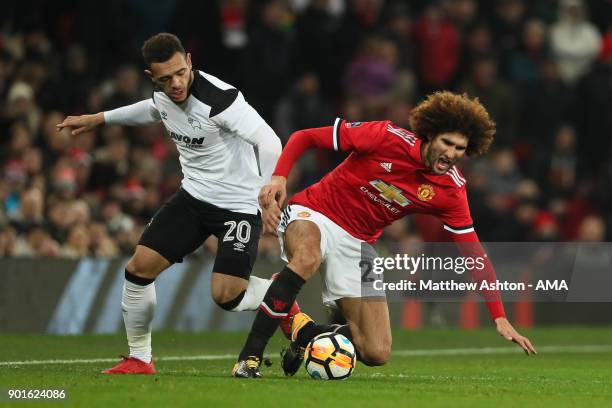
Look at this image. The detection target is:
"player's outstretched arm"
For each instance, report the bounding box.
[273,127,335,179]
[495,317,537,355]
[56,112,105,136]
[57,99,161,135]
[451,229,537,355]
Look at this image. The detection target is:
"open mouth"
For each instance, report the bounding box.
[435,157,452,172]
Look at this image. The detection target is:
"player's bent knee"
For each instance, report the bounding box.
[210,273,249,309]
[289,250,321,278]
[126,256,158,280]
[285,221,322,278]
[359,345,391,366]
[357,335,392,366]
[126,247,169,279]
[211,282,247,309]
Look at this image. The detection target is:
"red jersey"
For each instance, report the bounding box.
[273,119,506,320]
[287,120,473,243]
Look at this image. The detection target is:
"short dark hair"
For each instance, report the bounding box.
[409,91,496,156]
[141,33,185,68]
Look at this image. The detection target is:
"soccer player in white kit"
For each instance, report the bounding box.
[57,33,299,374]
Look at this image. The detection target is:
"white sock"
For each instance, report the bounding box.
[231,276,272,311]
[122,280,156,363]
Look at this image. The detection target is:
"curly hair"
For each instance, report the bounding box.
[409,91,496,156]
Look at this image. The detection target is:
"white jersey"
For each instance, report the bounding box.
[104,70,281,214]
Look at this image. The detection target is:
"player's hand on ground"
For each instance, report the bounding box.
[259,176,287,209]
[56,112,105,136]
[261,201,281,236]
[495,317,537,355]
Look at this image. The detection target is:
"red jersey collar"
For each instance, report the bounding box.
[409,137,428,170]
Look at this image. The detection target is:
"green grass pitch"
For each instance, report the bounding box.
[1,327,612,407]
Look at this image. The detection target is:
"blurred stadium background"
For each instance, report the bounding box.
[1,0,612,334]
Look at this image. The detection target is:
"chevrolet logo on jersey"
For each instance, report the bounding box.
[369,180,411,207]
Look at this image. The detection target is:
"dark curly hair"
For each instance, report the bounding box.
[409,91,496,156]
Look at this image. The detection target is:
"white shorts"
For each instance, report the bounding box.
[278,204,384,308]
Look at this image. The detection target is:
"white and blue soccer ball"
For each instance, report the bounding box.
[304,332,356,380]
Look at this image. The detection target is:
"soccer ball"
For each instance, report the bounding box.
[304,332,356,380]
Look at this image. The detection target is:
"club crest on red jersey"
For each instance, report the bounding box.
[417,184,435,201]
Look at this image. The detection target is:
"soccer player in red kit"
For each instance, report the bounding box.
[232,91,536,378]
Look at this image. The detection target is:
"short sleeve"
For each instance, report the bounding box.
[438,187,474,234]
[334,119,389,154]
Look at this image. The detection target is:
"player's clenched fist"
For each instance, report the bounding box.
[56,112,105,136]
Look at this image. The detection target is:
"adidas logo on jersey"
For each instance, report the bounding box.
[380,162,393,172]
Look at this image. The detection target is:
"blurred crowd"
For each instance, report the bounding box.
[0,0,611,259]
